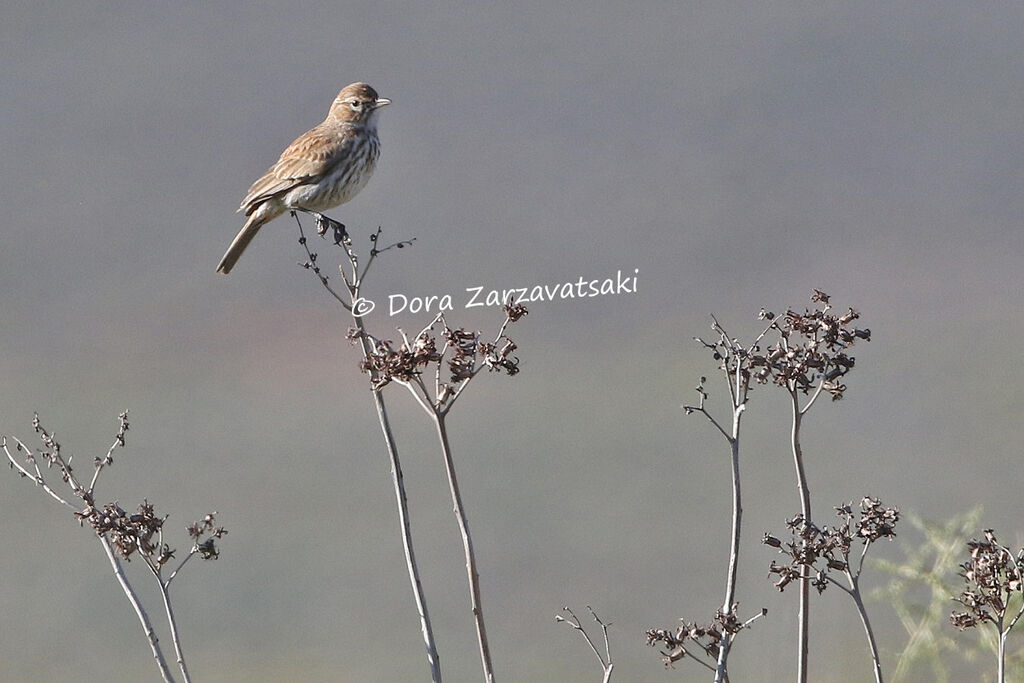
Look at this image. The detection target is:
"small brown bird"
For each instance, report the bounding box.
[217,82,391,274]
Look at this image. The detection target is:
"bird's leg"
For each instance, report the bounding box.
[313,212,348,245]
[331,221,348,246]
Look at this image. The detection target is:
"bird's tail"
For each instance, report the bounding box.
[216,214,265,274]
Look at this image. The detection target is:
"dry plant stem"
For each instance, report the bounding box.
[348,267,442,683]
[691,373,744,683]
[790,388,812,683]
[3,435,77,510]
[850,545,883,683]
[357,316,443,683]
[557,607,614,683]
[100,535,176,683]
[760,294,868,683]
[4,428,176,683]
[394,310,522,682]
[715,409,742,682]
[385,308,522,682]
[999,609,1024,682]
[997,610,1020,683]
[719,326,750,682]
[293,212,352,309]
[847,578,883,683]
[823,543,882,683]
[688,314,776,683]
[297,215,518,682]
[999,629,1006,683]
[155,579,190,683]
[146,552,192,683]
[434,414,495,683]
[996,548,1024,683]
[786,375,831,683]
[295,213,442,682]
[695,656,718,674]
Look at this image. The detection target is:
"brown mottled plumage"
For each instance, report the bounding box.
[217,83,390,274]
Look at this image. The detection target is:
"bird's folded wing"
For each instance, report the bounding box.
[238,125,351,214]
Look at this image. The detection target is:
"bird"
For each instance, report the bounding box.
[216,82,391,274]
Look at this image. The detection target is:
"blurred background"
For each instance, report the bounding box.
[1,2,1021,681]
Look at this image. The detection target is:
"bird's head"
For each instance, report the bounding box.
[330,82,391,125]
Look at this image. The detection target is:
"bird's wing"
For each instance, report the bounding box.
[239,124,349,214]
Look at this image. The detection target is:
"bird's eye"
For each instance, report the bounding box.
[350,100,362,109]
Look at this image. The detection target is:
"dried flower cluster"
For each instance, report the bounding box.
[6,413,229,568]
[765,497,899,594]
[79,500,170,562]
[646,605,766,668]
[4,412,227,682]
[351,327,441,386]
[689,290,870,410]
[951,530,1024,631]
[77,501,226,564]
[680,293,877,681]
[751,290,871,400]
[351,303,526,404]
[189,512,228,560]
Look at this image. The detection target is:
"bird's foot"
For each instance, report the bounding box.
[313,213,348,245]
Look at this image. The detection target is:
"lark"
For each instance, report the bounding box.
[217,83,390,274]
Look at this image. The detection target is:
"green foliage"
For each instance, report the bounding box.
[872,507,1024,682]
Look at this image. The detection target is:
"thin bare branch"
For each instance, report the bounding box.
[557,606,614,683]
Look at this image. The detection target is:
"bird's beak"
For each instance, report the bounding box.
[375,97,392,108]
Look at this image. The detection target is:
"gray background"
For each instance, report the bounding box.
[1,2,1021,681]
